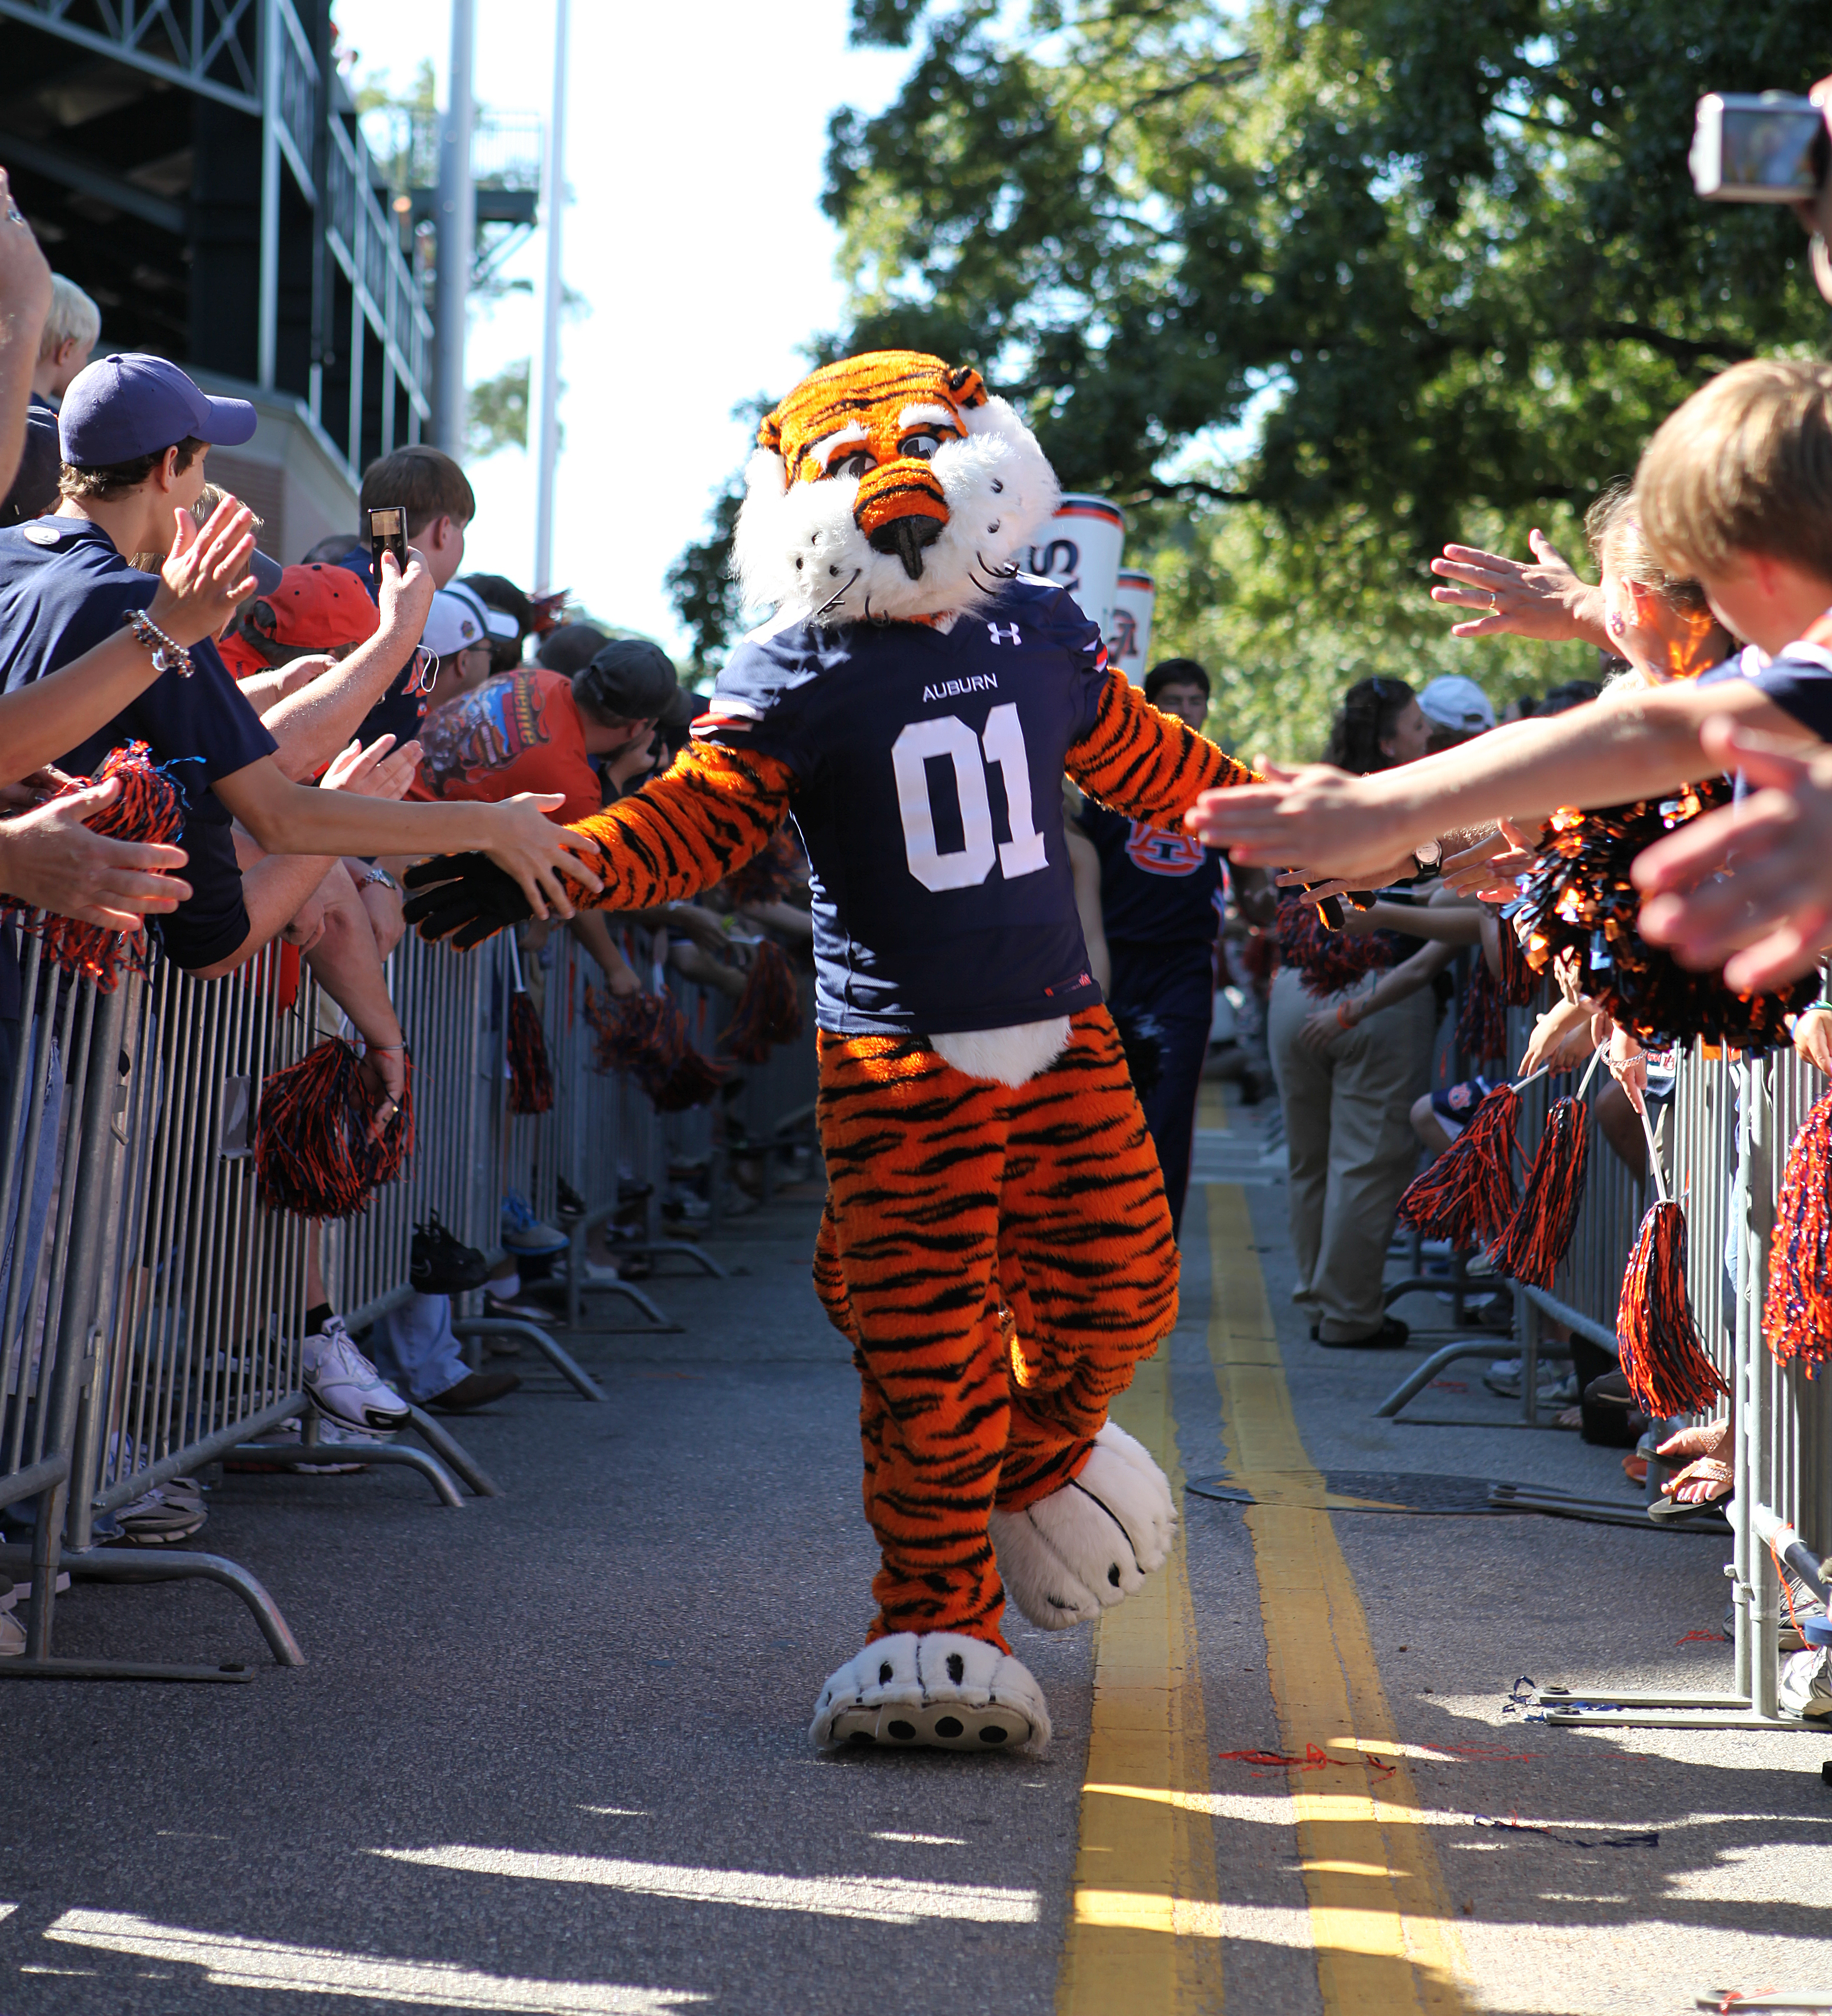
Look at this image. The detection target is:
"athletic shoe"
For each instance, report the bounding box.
[302,1317,410,1433]
[501,1190,569,1256]
[1484,1357,1566,1399]
[411,1212,491,1295]
[0,1606,22,1657]
[1779,1647,1832,1719]
[108,1480,207,1546]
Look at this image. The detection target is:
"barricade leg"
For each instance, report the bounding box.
[562,1210,679,1333]
[0,1537,301,1674]
[229,1401,480,1506]
[451,1316,604,1402]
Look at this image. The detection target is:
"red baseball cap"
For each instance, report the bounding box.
[255,563,381,650]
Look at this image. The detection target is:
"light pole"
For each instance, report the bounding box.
[531,0,570,592]
[433,0,476,452]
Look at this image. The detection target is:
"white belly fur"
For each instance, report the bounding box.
[930,1016,1073,1087]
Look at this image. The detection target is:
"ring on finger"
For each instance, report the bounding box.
[1488,591,1499,610]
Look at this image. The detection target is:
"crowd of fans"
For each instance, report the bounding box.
[0,181,817,1578]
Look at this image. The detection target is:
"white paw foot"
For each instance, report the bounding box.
[811,1631,1051,1755]
[988,1420,1177,1630]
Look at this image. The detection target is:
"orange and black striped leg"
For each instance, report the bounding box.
[984,1008,1182,1631]
[816,1030,1018,1649]
[994,1005,1180,1505]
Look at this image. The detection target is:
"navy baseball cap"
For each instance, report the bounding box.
[59,354,257,468]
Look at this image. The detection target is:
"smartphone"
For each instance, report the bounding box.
[367,505,408,575]
[1691,93,1828,202]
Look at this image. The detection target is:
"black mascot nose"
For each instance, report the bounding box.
[867,513,944,580]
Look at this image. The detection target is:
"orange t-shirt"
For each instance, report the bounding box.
[413,667,603,825]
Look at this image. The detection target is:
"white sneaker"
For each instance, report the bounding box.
[302,1317,409,1434]
[1779,1646,1832,1719]
[0,1609,22,1656]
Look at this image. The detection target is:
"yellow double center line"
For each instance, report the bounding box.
[1056,1182,1468,2015]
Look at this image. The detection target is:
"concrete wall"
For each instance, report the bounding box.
[189,372,360,567]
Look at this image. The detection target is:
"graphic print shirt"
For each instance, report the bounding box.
[415,667,602,825]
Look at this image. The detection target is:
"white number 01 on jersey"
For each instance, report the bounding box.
[891,704,1049,893]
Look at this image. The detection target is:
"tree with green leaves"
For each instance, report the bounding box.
[671,0,1830,753]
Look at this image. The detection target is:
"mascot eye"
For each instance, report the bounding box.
[899,432,945,461]
[832,449,875,481]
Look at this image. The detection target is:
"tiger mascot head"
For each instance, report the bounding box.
[733,349,1060,627]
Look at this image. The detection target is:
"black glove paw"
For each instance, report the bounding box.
[401,852,534,948]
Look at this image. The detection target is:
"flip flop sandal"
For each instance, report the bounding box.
[1648,1456,1733,1521]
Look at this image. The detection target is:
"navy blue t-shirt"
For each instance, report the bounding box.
[697,578,1108,1034]
[333,543,428,753]
[0,515,277,970]
[1698,639,1832,741]
[1078,800,1226,949]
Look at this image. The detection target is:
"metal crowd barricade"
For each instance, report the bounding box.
[1536,1041,1832,1728]
[0,897,820,1682]
[1377,992,1658,1422]
[1360,969,1832,1725]
[0,930,308,1678]
[500,925,686,1339]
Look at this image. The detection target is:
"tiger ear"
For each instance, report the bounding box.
[946,364,987,410]
[757,407,784,454]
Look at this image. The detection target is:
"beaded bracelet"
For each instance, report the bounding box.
[122,607,193,679]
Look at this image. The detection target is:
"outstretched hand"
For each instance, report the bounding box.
[1188,760,1424,881]
[1429,531,1609,649]
[401,852,534,951]
[1633,717,1832,992]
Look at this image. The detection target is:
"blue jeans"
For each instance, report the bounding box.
[369,1291,466,1404]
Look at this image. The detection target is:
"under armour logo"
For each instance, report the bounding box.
[987,621,1022,646]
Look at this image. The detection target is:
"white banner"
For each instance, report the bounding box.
[1109,569,1154,685]
[1025,495,1126,641]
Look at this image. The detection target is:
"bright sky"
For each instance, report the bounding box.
[330,0,911,657]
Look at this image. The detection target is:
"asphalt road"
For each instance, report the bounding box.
[1,1094,1829,2015]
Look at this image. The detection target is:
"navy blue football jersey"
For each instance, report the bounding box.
[1078,800,1226,950]
[698,578,1108,1034]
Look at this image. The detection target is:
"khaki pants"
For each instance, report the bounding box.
[1268,965,1437,1341]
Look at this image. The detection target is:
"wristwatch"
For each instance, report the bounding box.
[1411,838,1442,874]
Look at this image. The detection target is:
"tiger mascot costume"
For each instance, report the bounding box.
[404,351,1258,1754]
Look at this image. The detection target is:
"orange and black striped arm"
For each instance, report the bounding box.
[565,741,798,910]
[1067,668,1259,826]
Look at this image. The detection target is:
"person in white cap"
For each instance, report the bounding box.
[420,586,498,706]
[1415,673,1495,752]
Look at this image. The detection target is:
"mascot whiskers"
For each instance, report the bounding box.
[405,350,1259,1754]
